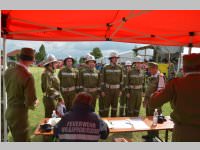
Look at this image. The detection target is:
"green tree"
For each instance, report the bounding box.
[90,47,103,59]
[35,44,46,63]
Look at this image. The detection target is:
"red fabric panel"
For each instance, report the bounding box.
[1,10,200,47]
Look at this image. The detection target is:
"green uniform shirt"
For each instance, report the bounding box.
[144,72,160,102]
[41,68,61,100]
[102,64,123,91]
[127,67,144,92]
[58,67,79,91]
[79,67,100,90]
[4,64,37,109]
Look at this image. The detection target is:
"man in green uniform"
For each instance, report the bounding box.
[101,52,123,117]
[58,56,79,111]
[142,62,165,141]
[149,53,200,142]
[98,63,106,117]
[41,54,62,118]
[78,53,91,73]
[79,55,100,111]
[126,57,144,117]
[119,61,131,117]
[4,48,39,142]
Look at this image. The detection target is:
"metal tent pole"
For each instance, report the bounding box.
[188,47,192,54]
[2,37,8,142]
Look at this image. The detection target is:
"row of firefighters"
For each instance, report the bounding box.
[42,51,164,118]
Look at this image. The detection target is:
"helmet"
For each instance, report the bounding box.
[85,53,92,59]
[86,55,96,63]
[133,55,143,63]
[43,54,57,66]
[125,60,132,66]
[64,55,74,65]
[109,51,119,59]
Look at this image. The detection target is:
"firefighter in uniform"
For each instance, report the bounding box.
[142,62,165,141]
[41,54,62,118]
[127,57,144,117]
[4,48,39,141]
[101,52,123,117]
[149,53,200,142]
[78,53,91,73]
[58,56,79,111]
[99,66,105,117]
[119,61,131,117]
[79,55,100,111]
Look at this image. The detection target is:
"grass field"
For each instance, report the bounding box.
[8,67,173,142]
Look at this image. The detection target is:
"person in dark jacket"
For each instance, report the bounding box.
[54,92,109,142]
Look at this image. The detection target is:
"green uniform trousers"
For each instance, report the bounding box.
[104,89,120,117]
[98,95,105,117]
[127,89,142,117]
[61,91,76,111]
[88,92,98,111]
[43,96,57,118]
[119,90,128,117]
[6,106,30,142]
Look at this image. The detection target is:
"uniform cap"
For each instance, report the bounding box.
[86,55,96,63]
[183,53,200,72]
[148,62,158,68]
[19,47,35,61]
[125,60,132,66]
[43,54,57,66]
[109,52,119,59]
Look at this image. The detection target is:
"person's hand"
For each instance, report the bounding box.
[34,99,40,107]
[126,93,130,98]
[101,92,105,97]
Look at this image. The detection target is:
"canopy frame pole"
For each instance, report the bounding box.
[10,17,102,40]
[110,10,151,39]
[188,47,192,54]
[188,32,194,54]
[2,37,8,142]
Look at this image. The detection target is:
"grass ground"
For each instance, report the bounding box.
[8,67,173,142]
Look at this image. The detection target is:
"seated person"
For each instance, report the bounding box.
[53,92,109,142]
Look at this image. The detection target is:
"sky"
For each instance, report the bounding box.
[1,39,200,60]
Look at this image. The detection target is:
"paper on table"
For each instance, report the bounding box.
[128,118,150,130]
[47,118,61,126]
[104,120,113,128]
[104,120,133,129]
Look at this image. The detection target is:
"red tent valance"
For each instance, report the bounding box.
[1,10,200,47]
